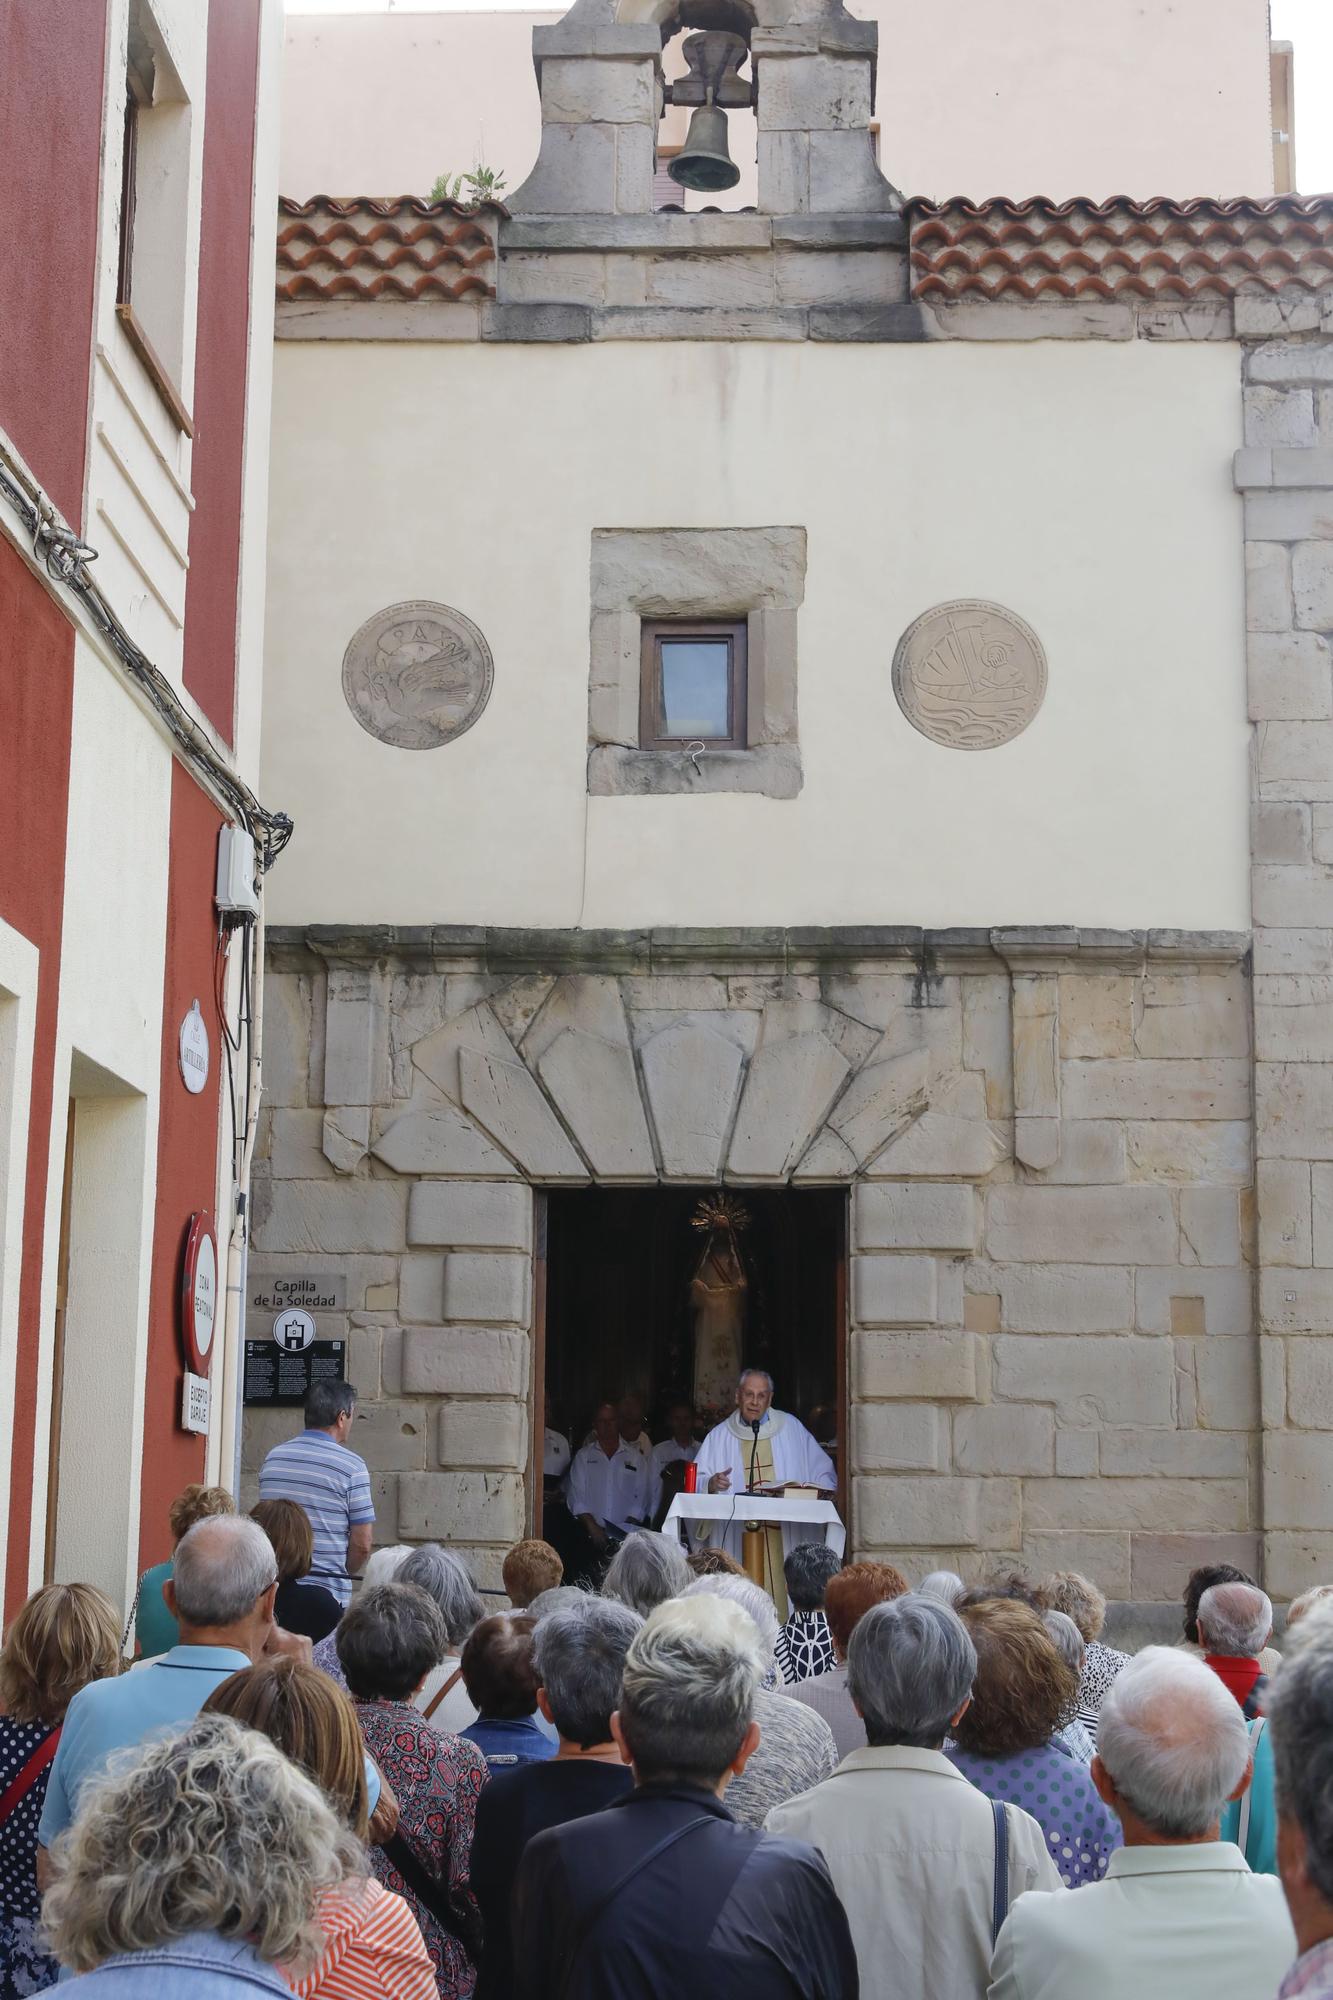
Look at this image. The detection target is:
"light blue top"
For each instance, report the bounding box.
[1220,1714,1277,1876]
[39,1645,253,1847]
[61,1930,289,1996]
[132,1560,178,1660]
[38,1642,382,1853]
[258,1430,374,1607]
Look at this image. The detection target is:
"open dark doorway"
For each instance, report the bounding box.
[536,1185,848,1523]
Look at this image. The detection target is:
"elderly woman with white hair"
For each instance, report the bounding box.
[1044,1568,1130,1736]
[602,1529,691,1619]
[311,1543,414,1685]
[313,1542,486,1735]
[1043,1609,1097,1765]
[918,1569,966,1607]
[680,1575,837,1827]
[989,1647,1295,2000]
[42,1712,366,1996]
[769,1594,1060,2000]
[1195,1580,1280,1875]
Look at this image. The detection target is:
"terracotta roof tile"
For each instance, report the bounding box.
[276,196,501,303]
[909,195,1333,302]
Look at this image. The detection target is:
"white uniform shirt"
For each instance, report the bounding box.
[566,1439,653,1532]
[543,1428,571,1479]
[583,1427,651,1460]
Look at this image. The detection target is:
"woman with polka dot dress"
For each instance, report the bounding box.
[0,1584,121,1997]
[947,1593,1122,1890]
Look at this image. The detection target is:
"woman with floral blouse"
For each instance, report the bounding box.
[338,1583,488,1999]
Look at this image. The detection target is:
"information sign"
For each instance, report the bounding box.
[181,1373,211,1435]
[179,1000,210,1095]
[243,1338,346,1408]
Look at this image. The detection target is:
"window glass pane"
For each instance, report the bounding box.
[659,640,731,739]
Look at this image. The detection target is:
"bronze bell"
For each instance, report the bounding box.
[667,30,748,194]
[670,103,740,193]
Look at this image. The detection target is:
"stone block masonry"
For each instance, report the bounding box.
[251,931,1260,1600]
[1238,310,1333,1589]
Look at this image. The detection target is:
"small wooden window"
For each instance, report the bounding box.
[117,56,152,308]
[640,619,747,750]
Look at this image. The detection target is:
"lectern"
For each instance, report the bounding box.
[662,1491,847,1569]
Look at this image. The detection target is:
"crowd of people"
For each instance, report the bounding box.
[3,1378,1333,1998]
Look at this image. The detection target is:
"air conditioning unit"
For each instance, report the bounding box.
[215,825,261,919]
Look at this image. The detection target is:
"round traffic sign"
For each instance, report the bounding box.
[180,1212,218,1376]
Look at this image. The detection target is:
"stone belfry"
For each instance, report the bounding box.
[510,0,897,218]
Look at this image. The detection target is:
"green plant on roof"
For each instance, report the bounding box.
[430,166,507,206]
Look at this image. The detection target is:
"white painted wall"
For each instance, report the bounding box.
[262,337,1249,933]
[279,0,1275,205]
[27,638,173,1597]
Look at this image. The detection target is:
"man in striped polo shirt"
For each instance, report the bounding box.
[259,1379,375,1606]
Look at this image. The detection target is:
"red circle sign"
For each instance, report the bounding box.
[181,1212,219,1377]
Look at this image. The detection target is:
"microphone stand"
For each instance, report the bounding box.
[742,1416,770,1595]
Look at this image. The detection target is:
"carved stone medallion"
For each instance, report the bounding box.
[342,600,493,749]
[892,600,1047,751]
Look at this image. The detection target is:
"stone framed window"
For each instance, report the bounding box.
[588,527,805,799]
[640,619,747,749]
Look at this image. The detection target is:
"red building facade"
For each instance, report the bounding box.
[0,0,284,1616]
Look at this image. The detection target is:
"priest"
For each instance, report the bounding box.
[691,1369,838,1618]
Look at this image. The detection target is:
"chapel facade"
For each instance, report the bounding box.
[251,0,1333,1618]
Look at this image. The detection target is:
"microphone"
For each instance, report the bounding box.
[748,1416,762,1493]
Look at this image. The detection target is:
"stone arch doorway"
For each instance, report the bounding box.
[535,1182,848,1527]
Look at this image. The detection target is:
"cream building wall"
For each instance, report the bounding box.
[280,0,1276,205]
[263,336,1249,934]
[255,0,1333,1611]
[35,639,173,1598]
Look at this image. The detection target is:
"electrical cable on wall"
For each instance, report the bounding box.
[0,453,293,875]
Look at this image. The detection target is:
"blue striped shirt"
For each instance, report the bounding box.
[257,1430,374,1607]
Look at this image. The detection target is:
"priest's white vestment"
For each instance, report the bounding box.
[691,1410,838,1613]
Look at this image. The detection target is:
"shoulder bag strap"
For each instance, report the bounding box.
[383,1829,477,1956]
[559,1817,716,2000]
[0,1730,61,1829]
[422,1665,465,1722]
[1237,1716,1265,1858]
[991,1798,1009,1947]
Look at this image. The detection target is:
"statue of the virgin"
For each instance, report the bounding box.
[689,1193,750,1418]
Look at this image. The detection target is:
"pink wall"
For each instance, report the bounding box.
[0,2,108,526]
[183,0,264,742]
